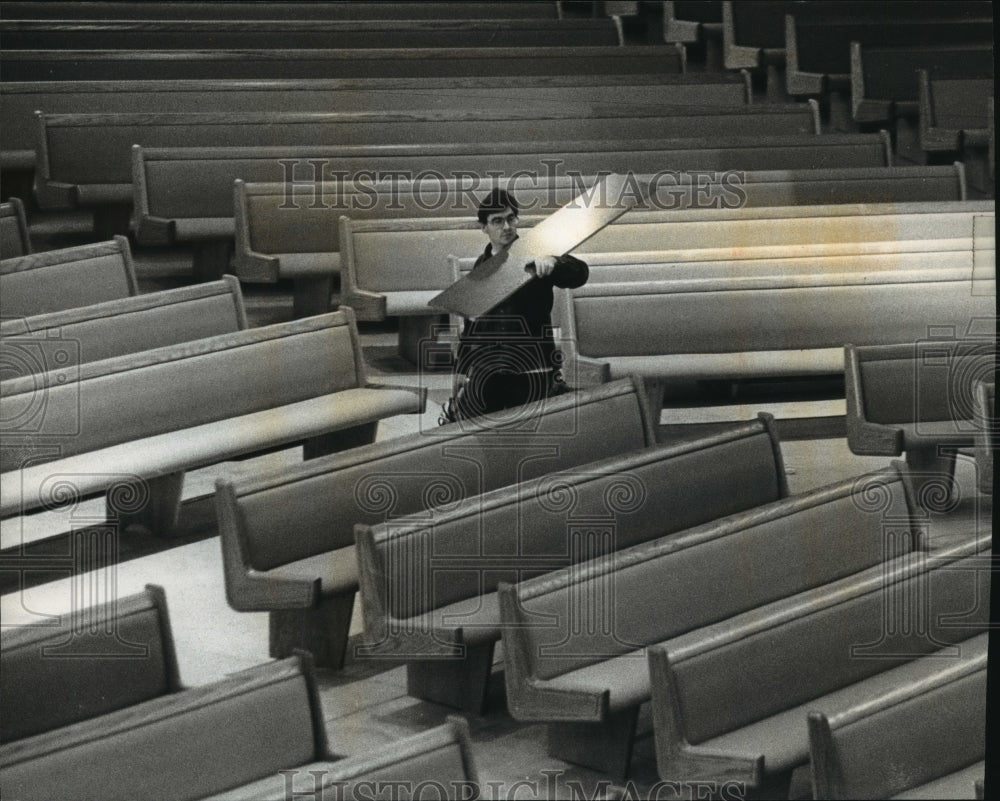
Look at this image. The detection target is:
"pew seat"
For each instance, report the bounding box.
[0,277,247,375]
[808,632,987,799]
[0,655,329,801]
[0,197,31,258]
[0,311,425,536]
[355,415,787,713]
[499,464,915,778]
[214,377,658,670]
[0,585,181,745]
[0,236,137,318]
[647,540,990,794]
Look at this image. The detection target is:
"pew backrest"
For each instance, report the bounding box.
[37,103,817,209]
[1,72,749,170]
[0,655,327,801]
[0,277,247,376]
[0,17,622,50]
[0,584,181,744]
[0,235,137,318]
[807,632,988,799]
[216,376,657,609]
[356,414,788,649]
[132,133,891,246]
[501,464,916,713]
[0,197,31,258]
[1,44,684,82]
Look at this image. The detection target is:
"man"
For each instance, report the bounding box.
[441,188,589,422]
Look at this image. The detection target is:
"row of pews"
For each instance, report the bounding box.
[0,1,994,799]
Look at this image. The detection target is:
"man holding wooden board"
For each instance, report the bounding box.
[432,175,636,422]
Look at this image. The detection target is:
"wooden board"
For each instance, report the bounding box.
[428,174,638,317]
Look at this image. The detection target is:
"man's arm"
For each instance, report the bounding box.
[530,253,589,288]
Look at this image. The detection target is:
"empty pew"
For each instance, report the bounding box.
[0,655,327,801]
[499,464,916,777]
[972,381,993,495]
[354,415,788,713]
[0,73,750,175]
[0,310,426,536]
[0,236,137,318]
[214,377,657,670]
[33,102,819,219]
[662,1,723,68]
[0,1,558,20]
[0,44,684,83]
[0,277,246,377]
[846,331,998,500]
[807,631,987,799]
[554,245,995,396]
[344,200,990,363]
[0,584,181,745]
[200,717,480,801]
[133,132,893,278]
[0,197,31,258]
[647,539,991,795]
[237,163,968,313]
[850,42,994,127]
[786,15,993,96]
[0,18,623,50]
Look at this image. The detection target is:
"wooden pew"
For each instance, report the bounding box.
[200,717,480,801]
[646,540,991,795]
[0,18,623,50]
[0,73,750,176]
[0,654,328,801]
[846,330,998,500]
[808,632,987,799]
[850,42,993,127]
[0,44,684,82]
[0,310,426,536]
[214,377,657,670]
[0,197,31,258]
[133,132,892,280]
[554,239,995,397]
[0,277,246,377]
[662,1,723,68]
[354,415,788,713]
[972,381,993,496]
[33,102,819,220]
[0,1,559,20]
[0,584,181,745]
[342,200,990,364]
[236,163,968,308]
[499,464,915,778]
[786,16,993,97]
[0,236,137,318]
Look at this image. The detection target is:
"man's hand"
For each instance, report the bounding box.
[528,255,558,277]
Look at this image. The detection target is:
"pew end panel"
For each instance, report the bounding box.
[972,381,993,495]
[0,196,32,258]
[233,177,281,283]
[0,583,183,744]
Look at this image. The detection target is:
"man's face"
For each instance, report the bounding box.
[482,206,519,252]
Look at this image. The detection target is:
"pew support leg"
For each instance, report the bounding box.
[303,422,378,459]
[111,471,184,538]
[398,314,450,371]
[546,706,639,781]
[906,446,958,510]
[92,204,132,239]
[406,641,495,714]
[269,591,355,670]
[292,275,335,319]
[191,239,234,283]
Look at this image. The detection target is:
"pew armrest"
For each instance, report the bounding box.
[648,644,765,788]
[844,344,904,456]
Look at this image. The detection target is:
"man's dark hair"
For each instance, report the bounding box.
[477,188,520,225]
